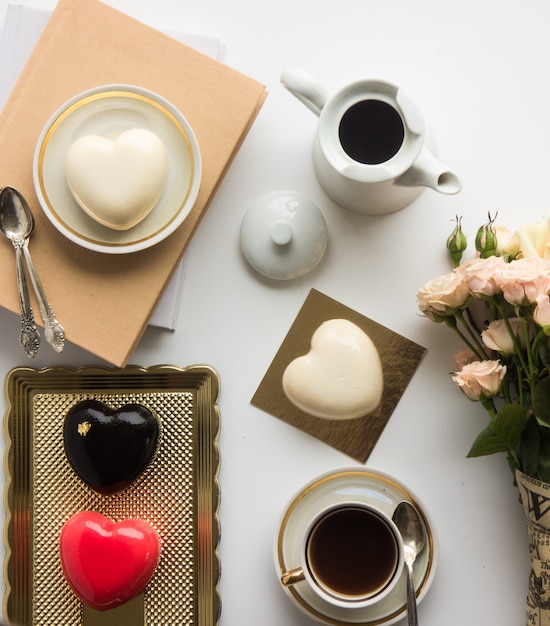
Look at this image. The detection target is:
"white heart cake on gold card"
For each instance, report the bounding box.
[282,318,384,420]
[65,128,168,230]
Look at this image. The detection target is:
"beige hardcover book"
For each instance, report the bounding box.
[0,0,267,366]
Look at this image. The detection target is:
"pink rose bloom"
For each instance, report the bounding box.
[494,225,520,259]
[417,271,471,321]
[534,294,550,329]
[495,257,550,306]
[457,256,507,297]
[452,360,507,401]
[517,219,550,258]
[481,318,524,355]
[454,348,479,370]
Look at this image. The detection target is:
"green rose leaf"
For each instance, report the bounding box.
[519,416,541,478]
[467,426,509,457]
[467,403,527,458]
[537,427,550,483]
[518,417,550,482]
[538,338,550,371]
[533,377,550,426]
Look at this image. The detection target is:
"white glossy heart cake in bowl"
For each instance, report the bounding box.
[33,84,202,254]
[64,128,169,231]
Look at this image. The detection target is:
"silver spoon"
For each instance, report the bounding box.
[0,187,65,354]
[392,501,426,626]
[0,186,40,357]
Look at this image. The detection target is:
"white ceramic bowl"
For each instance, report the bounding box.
[33,84,202,254]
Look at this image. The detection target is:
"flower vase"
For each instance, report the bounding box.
[517,470,550,625]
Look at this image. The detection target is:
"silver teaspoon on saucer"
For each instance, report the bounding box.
[393,501,426,626]
[0,187,65,354]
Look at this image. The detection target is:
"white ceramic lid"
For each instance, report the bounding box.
[240,191,328,280]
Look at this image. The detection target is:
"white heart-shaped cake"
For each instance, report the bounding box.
[282,318,384,420]
[65,128,168,230]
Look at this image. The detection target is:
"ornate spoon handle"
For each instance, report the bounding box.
[14,243,40,358]
[22,241,65,353]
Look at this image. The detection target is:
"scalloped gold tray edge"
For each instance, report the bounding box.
[3,364,221,626]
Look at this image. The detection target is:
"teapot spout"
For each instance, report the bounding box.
[397,146,461,195]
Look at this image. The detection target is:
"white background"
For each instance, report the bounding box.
[0,0,543,624]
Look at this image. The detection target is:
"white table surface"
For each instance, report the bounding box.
[0,0,541,624]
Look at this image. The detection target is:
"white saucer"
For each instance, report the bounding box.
[33,84,202,254]
[274,467,438,625]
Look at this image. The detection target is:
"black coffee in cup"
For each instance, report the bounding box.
[338,99,404,165]
[306,505,399,599]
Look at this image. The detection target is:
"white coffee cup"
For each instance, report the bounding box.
[280,501,404,609]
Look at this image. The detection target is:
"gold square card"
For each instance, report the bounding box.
[252,290,426,463]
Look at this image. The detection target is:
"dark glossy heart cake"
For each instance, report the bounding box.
[63,399,161,494]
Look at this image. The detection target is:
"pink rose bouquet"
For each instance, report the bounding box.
[417,215,550,481]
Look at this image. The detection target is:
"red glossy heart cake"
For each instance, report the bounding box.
[60,511,160,611]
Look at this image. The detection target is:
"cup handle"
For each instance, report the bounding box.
[280,66,328,117]
[281,566,305,586]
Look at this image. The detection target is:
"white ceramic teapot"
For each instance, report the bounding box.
[281,67,461,214]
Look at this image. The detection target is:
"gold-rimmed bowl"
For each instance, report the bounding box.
[33,84,202,254]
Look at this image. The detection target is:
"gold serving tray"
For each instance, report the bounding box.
[2,364,221,626]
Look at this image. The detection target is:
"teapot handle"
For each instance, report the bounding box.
[280,66,328,117]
